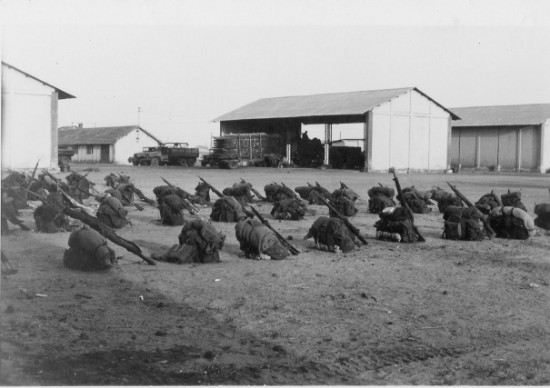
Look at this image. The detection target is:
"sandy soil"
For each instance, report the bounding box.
[1,165,550,385]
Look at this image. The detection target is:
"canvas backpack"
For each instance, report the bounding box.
[115,183,136,206]
[34,205,65,233]
[276,185,297,202]
[534,203,550,230]
[475,192,501,214]
[442,206,487,241]
[104,173,120,188]
[375,207,419,243]
[63,228,116,271]
[368,195,395,214]
[433,192,463,213]
[489,206,534,240]
[305,216,356,253]
[329,195,358,217]
[179,218,226,263]
[97,196,128,229]
[210,196,246,222]
[295,185,315,200]
[270,198,307,220]
[194,181,211,203]
[402,187,432,203]
[223,183,254,206]
[442,214,485,241]
[66,173,92,203]
[501,191,528,212]
[307,189,327,205]
[235,219,290,260]
[368,186,395,199]
[159,194,186,225]
[263,183,279,202]
[399,191,431,214]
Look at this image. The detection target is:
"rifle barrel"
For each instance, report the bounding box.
[198,176,224,198]
[249,205,300,255]
[313,192,367,245]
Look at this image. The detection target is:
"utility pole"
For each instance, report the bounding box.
[136,107,141,142]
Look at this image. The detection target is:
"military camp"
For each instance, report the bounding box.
[2,1,550,386]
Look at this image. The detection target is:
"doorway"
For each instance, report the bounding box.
[100,145,110,163]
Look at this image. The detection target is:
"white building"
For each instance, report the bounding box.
[1,62,75,170]
[58,125,162,165]
[214,87,459,172]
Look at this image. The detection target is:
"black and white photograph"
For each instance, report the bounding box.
[1,0,550,385]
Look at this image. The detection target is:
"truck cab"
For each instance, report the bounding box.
[129,143,199,167]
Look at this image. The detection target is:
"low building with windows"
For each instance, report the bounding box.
[58,125,162,164]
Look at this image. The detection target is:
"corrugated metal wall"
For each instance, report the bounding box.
[542,120,550,172]
[371,90,450,172]
[451,125,541,172]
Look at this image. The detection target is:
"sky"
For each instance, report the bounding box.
[2,0,550,147]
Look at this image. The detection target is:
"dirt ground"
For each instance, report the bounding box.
[1,165,550,385]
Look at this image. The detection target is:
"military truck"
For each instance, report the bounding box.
[200,133,283,168]
[129,142,200,167]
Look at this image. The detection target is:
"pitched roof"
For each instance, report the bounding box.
[213,87,459,121]
[2,62,76,99]
[451,104,550,127]
[58,126,162,145]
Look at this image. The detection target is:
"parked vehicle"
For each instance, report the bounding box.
[129,143,200,166]
[201,133,283,168]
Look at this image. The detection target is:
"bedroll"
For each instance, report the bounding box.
[235,219,290,260]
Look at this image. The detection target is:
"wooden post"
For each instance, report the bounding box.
[285,124,292,164]
[323,123,331,166]
[538,123,544,174]
[362,111,373,172]
[51,91,59,170]
[237,134,241,161]
[475,134,481,168]
[286,144,291,163]
[446,116,452,171]
[457,128,462,172]
[516,127,522,172]
[496,128,501,172]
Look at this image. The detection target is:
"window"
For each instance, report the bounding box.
[86,145,94,155]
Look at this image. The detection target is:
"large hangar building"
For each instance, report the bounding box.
[451,104,550,173]
[214,87,459,172]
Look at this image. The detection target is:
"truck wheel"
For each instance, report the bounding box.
[186,158,196,166]
[151,158,160,167]
[178,159,188,167]
[132,160,139,166]
[228,160,239,169]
